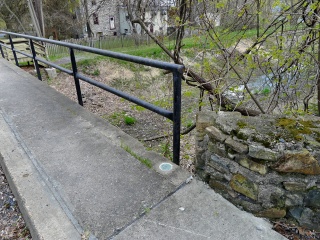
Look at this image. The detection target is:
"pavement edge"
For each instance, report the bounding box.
[0,110,81,240]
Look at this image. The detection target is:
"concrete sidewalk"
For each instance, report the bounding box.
[0,59,286,240]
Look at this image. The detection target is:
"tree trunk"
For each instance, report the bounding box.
[26,0,42,37]
[317,28,320,116]
[34,0,45,37]
[256,0,260,38]
[83,0,93,37]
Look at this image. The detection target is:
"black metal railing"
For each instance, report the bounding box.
[0,31,184,165]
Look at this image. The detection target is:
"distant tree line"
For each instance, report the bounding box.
[0,0,84,39]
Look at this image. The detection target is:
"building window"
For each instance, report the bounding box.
[92,0,96,5]
[93,13,99,25]
[110,16,115,30]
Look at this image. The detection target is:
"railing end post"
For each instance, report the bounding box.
[172,70,182,166]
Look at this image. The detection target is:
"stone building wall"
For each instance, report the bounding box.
[195,111,320,231]
[87,0,120,37]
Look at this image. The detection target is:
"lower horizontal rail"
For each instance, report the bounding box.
[78,73,173,120]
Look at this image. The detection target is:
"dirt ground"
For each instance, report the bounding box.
[0,165,31,239]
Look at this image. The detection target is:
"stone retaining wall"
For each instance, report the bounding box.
[195,111,320,231]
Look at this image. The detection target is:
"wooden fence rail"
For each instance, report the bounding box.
[0,38,46,65]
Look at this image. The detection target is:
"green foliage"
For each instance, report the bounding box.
[77,59,91,67]
[308,103,318,115]
[106,111,137,126]
[0,18,6,29]
[161,143,171,159]
[48,53,68,62]
[283,107,307,117]
[144,207,151,214]
[124,115,136,125]
[76,57,106,76]
[121,144,152,168]
[132,105,146,111]
[92,69,100,76]
[237,121,247,129]
[185,120,194,128]
[114,43,172,60]
[107,111,126,126]
[46,77,52,85]
[152,99,171,109]
[183,90,195,97]
[261,88,271,96]
[45,0,320,119]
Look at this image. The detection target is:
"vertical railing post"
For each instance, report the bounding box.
[9,35,19,66]
[0,43,4,58]
[29,39,42,81]
[172,69,182,165]
[70,48,83,106]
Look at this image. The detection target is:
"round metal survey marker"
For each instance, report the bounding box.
[159,163,173,171]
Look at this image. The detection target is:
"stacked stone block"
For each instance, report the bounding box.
[196,111,320,231]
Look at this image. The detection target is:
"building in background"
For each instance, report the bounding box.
[84,0,168,37]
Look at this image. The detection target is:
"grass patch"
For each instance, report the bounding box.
[132,105,146,111]
[92,69,100,76]
[237,120,247,128]
[48,53,69,62]
[124,115,136,125]
[121,144,152,168]
[107,111,136,126]
[46,77,53,85]
[48,27,263,68]
[185,120,194,128]
[144,207,151,214]
[107,111,126,126]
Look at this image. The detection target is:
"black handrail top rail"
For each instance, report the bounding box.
[0,31,184,73]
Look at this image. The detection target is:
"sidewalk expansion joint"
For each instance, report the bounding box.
[107,180,189,240]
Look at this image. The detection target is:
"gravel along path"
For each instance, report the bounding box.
[0,164,31,239]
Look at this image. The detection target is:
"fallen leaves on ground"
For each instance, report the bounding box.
[0,166,32,239]
[273,221,320,240]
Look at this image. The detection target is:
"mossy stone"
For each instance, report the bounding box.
[256,208,286,218]
[230,174,258,200]
[276,118,314,141]
[225,137,248,154]
[239,158,267,175]
[283,182,306,192]
[273,149,320,175]
[249,145,278,161]
[196,112,215,133]
[209,179,229,192]
[205,126,228,142]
